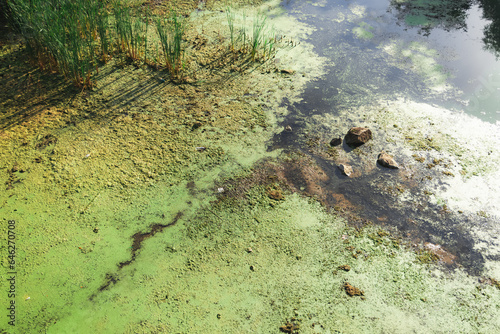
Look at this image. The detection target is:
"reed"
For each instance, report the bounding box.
[224,8,280,62]
[250,14,267,60]
[96,8,111,63]
[226,7,236,51]
[155,12,185,78]
[8,0,109,87]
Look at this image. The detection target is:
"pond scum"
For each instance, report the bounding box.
[7,0,283,88]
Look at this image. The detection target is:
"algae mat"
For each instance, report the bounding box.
[1,1,500,333]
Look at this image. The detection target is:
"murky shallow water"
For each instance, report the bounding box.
[273,0,500,274]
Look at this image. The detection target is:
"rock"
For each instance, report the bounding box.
[330,136,342,146]
[284,125,292,132]
[344,127,372,147]
[377,151,399,169]
[337,163,353,177]
[280,69,295,74]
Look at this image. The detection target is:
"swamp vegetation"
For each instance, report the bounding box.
[6,0,283,87]
[1,0,500,332]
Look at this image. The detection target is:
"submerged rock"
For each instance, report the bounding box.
[344,127,372,147]
[338,163,353,176]
[377,151,399,169]
[330,136,342,146]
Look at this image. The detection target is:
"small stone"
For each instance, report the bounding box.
[338,163,353,177]
[284,125,292,132]
[281,69,295,74]
[377,151,399,169]
[330,137,342,146]
[344,127,372,147]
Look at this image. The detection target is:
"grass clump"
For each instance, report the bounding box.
[155,12,185,78]
[113,2,150,63]
[225,7,285,62]
[7,0,168,87]
[8,0,111,88]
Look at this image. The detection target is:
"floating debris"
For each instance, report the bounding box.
[343,282,364,296]
[279,318,300,333]
[338,264,351,271]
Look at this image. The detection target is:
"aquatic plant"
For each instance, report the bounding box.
[96,7,111,63]
[155,12,185,78]
[8,0,154,87]
[8,0,109,87]
[113,2,149,62]
[250,13,267,61]
[226,7,236,51]
[225,7,281,62]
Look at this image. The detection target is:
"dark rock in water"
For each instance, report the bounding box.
[344,127,372,147]
[330,137,342,146]
[377,151,399,169]
[337,163,353,176]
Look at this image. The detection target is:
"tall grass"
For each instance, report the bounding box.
[226,7,236,51]
[8,0,110,87]
[251,13,267,61]
[225,8,280,62]
[96,7,111,62]
[8,0,286,88]
[155,12,185,78]
[8,0,156,87]
[113,2,148,62]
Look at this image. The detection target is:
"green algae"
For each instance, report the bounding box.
[0,2,326,333]
[352,22,375,40]
[380,40,452,93]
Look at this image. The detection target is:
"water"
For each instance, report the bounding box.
[282,0,500,123]
[273,0,500,274]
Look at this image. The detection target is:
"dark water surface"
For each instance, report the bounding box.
[272,0,500,274]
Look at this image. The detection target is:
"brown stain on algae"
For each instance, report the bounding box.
[90,211,183,300]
